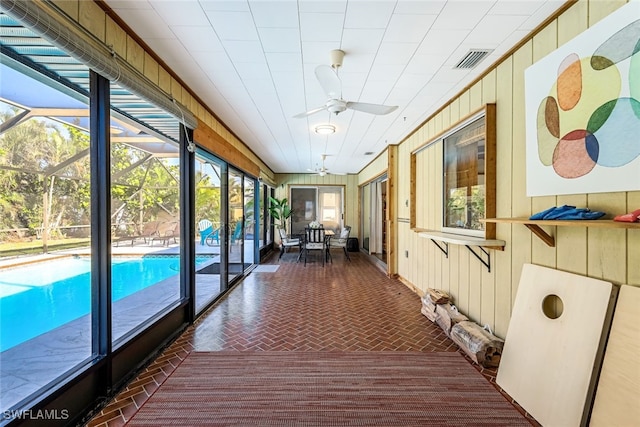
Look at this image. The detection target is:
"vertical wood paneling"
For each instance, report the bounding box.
[494,57,514,337]
[105,16,127,58]
[468,254,482,322]
[126,36,145,74]
[530,20,558,267]
[79,0,105,42]
[458,91,470,118]
[588,193,627,283]
[628,192,640,285]
[556,194,588,275]
[558,0,589,43]
[52,0,79,20]
[510,42,533,303]
[589,0,628,25]
[469,81,483,112]
[144,52,159,85]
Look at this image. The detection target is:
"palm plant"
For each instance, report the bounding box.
[268,196,293,232]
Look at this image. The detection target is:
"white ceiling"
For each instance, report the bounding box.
[104,0,565,175]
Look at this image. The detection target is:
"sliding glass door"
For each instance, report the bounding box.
[194,152,226,312]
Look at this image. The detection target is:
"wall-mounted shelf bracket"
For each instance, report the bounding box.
[430,239,448,257]
[465,245,491,272]
[414,229,505,272]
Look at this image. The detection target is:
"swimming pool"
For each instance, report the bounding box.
[0,256,209,351]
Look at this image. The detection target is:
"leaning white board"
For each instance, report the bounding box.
[496,264,616,427]
[590,284,640,426]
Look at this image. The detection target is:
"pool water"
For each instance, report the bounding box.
[0,256,208,351]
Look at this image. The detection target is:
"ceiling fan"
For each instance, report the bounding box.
[307,154,345,177]
[294,50,399,118]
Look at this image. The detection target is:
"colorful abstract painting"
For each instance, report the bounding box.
[525,1,640,196]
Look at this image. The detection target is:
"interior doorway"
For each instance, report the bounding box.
[361,176,387,264]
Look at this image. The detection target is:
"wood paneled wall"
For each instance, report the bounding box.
[367,0,637,337]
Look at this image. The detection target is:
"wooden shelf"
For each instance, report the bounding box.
[413,228,506,272]
[482,217,640,247]
[416,229,506,248]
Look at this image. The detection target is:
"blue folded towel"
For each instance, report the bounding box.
[530,205,606,220]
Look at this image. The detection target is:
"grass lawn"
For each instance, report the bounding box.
[0,238,91,257]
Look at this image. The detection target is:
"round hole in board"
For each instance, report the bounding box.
[542,294,563,319]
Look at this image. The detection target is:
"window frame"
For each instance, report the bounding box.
[410,104,496,239]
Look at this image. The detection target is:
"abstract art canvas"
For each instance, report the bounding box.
[525,1,640,196]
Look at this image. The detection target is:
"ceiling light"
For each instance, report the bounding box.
[314,124,335,135]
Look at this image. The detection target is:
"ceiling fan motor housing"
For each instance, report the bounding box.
[330,49,345,69]
[326,98,347,115]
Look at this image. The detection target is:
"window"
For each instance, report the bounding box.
[110,101,182,346]
[290,186,344,235]
[0,61,93,411]
[410,104,496,239]
[443,116,486,235]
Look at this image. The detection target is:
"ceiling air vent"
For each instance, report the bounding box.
[454,49,493,69]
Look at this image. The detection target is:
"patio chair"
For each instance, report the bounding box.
[198,219,212,245]
[228,221,243,252]
[329,225,351,261]
[198,219,221,246]
[278,227,301,260]
[231,221,243,244]
[302,227,327,267]
[150,221,179,246]
[115,220,160,246]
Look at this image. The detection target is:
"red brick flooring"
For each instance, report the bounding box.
[86,250,536,426]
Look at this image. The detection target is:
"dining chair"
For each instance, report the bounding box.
[303,227,326,266]
[278,228,301,260]
[329,225,352,261]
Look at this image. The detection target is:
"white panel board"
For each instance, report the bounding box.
[496,264,616,427]
[590,285,640,426]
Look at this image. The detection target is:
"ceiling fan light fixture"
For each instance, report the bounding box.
[314,124,336,135]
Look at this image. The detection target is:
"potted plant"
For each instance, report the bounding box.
[268,196,293,232]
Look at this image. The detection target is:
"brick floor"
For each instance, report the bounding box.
[85,250,537,426]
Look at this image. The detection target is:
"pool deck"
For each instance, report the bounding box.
[0,240,250,411]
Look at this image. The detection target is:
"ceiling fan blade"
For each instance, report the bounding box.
[315,65,341,99]
[293,105,326,118]
[346,101,398,115]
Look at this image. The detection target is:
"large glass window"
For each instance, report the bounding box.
[109,99,182,345]
[290,186,343,236]
[244,176,255,266]
[0,63,92,410]
[194,152,224,312]
[228,168,244,279]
